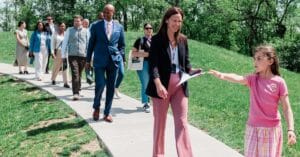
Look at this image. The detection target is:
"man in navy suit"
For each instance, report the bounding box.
[86,4,125,122]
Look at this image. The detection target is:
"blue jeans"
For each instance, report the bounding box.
[115,58,124,88]
[137,61,150,104]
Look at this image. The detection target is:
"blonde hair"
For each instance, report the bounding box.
[253,44,280,76]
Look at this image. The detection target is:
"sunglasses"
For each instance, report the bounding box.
[47,19,52,20]
[145,27,152,30]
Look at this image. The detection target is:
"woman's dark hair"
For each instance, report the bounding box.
[157,7,184,43]
[34,21,45,31]
[57,21,65,26]
[18,21,25,27]
[143,23,152,29]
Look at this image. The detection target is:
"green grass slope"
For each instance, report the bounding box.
[1,31,299,156]
[123,32,300,156]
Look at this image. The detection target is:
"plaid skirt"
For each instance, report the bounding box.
[244,124,282,157]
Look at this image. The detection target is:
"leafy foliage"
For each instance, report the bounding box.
[0,0,299,71]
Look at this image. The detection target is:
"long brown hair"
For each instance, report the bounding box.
[157,7,184,43]
[254,44,280,76]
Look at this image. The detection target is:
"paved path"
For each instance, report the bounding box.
[0,63,243,157]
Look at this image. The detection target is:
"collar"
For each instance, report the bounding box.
[74,26,83,30]
[104,20,113,25]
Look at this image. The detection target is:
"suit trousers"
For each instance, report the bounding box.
[152,73,193,157]
[93,60,118,116]
[68,56,86,95]
[115,58,124,88]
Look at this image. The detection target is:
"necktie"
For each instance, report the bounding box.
[106,22,112,40]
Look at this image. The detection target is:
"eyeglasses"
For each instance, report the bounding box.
[47,18,52,21]
[145,27,152,30]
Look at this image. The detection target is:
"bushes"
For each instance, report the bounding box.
[274,36,300,72]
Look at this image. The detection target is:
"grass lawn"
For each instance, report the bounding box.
[1,31,299,156]
[0,75,109,156]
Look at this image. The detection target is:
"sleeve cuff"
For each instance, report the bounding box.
[153,67,160,78]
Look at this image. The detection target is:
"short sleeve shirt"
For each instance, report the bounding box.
[246,74,288,127]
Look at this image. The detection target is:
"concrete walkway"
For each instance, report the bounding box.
[0,63,243,157]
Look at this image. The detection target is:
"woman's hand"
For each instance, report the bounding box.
[288,130,297,145]
[29,52,34,58]
[85,62,91,70]
[51,53,56,59]
[156,83,168,99]
[131,50,139,57]
[189,68,202,75]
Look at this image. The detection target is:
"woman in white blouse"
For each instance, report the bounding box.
[51,22,70,88]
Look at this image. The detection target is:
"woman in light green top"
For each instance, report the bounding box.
[15,21,29,74]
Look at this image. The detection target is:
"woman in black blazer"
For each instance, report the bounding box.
[146,7,200,157]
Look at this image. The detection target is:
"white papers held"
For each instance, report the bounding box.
[177,70,205,86]
[127,50,144,70]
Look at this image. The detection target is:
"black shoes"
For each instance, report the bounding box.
[20,71,29,74]
[63,84,70,88]
[52,80,56,85]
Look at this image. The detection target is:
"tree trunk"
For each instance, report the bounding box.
[123,10,127,31]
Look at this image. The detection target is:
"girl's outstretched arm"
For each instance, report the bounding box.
[281,95,297,145]
[209,70,247,85]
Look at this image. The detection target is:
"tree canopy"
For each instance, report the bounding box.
[1,0,299,72]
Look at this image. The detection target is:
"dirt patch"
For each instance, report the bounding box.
[70,139,102,157]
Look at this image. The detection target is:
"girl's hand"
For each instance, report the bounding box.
[156,84,168,99]
[208,70,223,79]
[288,131,297,145]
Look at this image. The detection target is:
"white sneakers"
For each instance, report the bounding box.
[114,88,121,99]
[142,103,151,113]
[73,94,79,101]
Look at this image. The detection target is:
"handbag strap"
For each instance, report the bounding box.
[139,37,144,50]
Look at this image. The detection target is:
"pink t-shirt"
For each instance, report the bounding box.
[246,74,288,127]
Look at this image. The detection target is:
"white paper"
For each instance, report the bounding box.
[127,50,144,70]
[177,71,205,85]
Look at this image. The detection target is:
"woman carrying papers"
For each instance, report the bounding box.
[146,7,201,157]
[131,23,153,113]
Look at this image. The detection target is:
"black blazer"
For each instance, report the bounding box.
[146,33,192,98]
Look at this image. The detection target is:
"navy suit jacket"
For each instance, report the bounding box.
[87,20,125,68]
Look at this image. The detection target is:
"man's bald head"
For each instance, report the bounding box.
[103,4,115,21]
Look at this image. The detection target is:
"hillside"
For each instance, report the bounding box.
[1,31,299,156]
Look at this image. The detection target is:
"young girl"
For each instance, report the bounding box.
[209,44,296,157]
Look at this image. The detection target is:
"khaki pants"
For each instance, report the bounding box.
[51,49,68,84]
